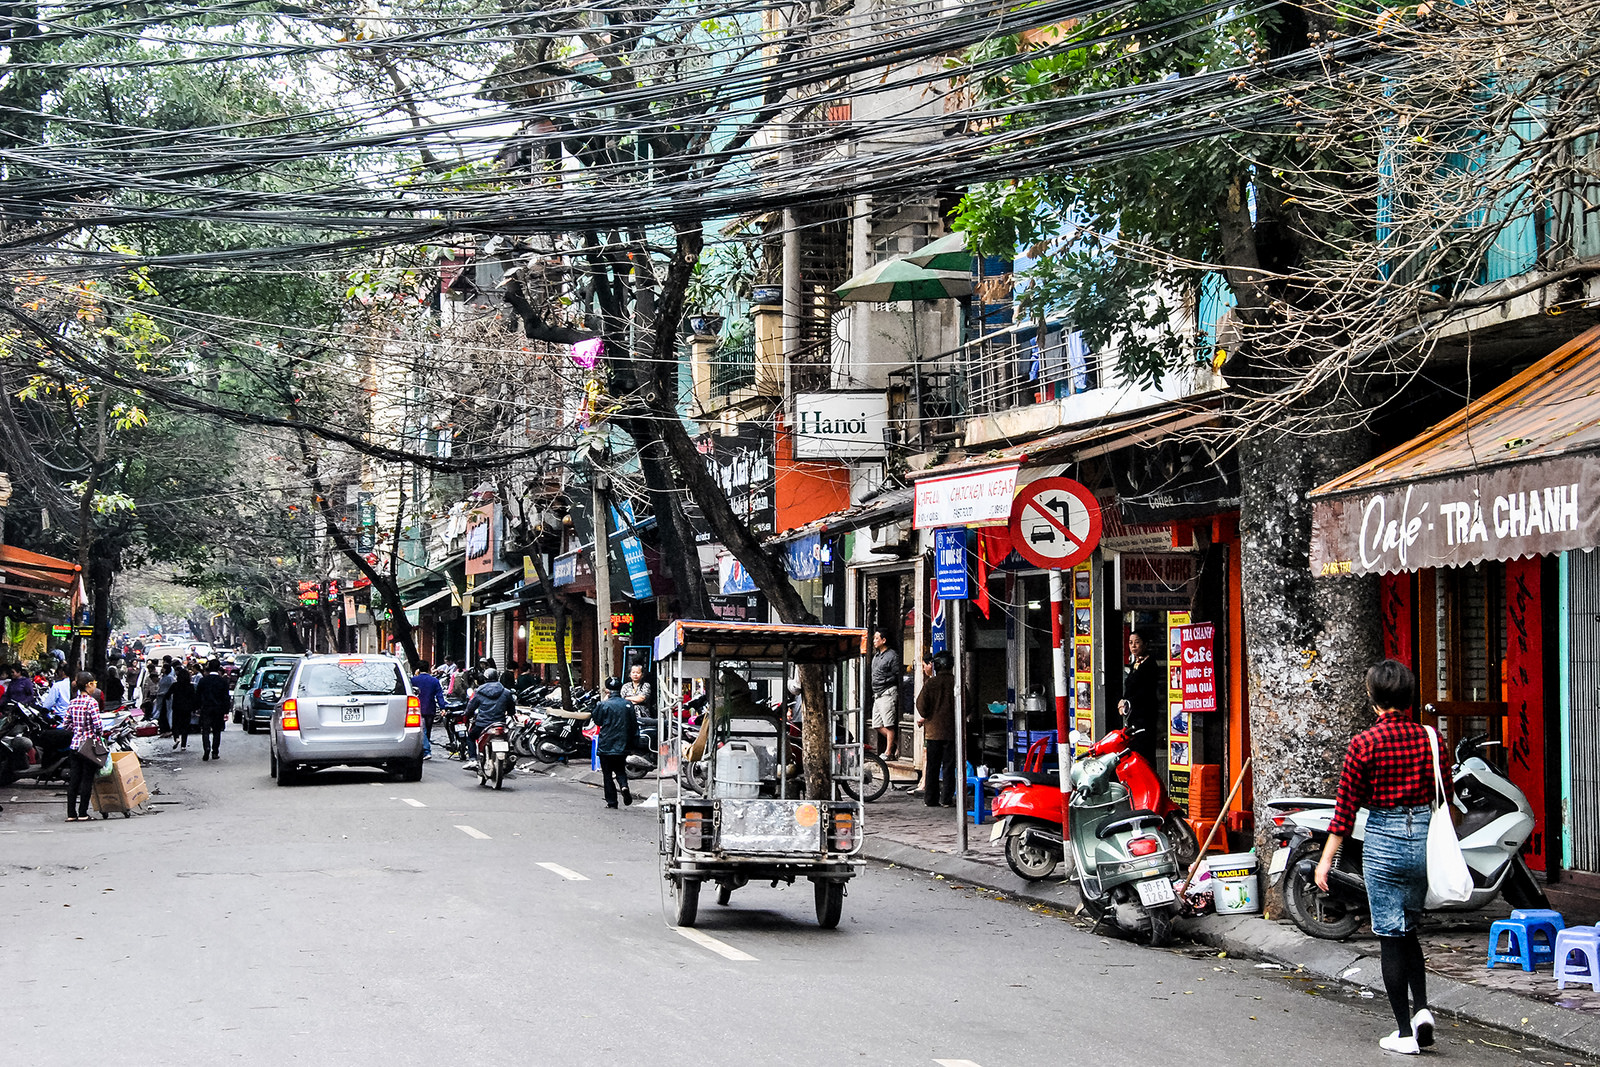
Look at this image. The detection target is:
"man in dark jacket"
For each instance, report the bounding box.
[590,677,636,808]
[411,660,444,761]
[463,668,514,766]
[915,651,958,807]
[194,659,231,761]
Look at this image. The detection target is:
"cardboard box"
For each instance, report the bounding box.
[91,750,150,814]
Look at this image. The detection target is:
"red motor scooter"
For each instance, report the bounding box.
[989,707,1199,881]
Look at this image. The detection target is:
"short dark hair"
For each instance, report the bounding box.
[931,651,953,673]
[605,676,623,693]
[414,659,430,672]
[74,670,96,692]
[1365,659,1415,711]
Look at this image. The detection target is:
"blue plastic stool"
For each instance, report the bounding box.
[965,763,990,826]
[1512,908,1565,960]
[1554,927,1600,990]
[1488,909,1565,971]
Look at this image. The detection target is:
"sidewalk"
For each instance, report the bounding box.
[859,789,1600,1059]
[523,756,1600,1057]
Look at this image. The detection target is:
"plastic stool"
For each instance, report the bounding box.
[1554,927,1600,990]
[1488,911,1564,971]
[1512,908,1566,964]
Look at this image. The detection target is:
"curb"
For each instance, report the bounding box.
[859,836,1600,1060]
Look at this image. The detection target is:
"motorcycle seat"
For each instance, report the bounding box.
[1015,770,1060,787]
[545,708,592,721]
[1095,808,1164,839]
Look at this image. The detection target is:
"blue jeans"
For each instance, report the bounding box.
[1363,805,1431,937]
[421,714,433,756]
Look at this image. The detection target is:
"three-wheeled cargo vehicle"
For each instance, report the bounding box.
[652,620,868,928]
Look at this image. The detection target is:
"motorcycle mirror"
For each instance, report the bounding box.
[1067,729,1081,746]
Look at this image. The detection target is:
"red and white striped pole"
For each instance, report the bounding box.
[1049,568,1070,776]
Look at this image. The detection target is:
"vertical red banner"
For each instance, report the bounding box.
[1505,557,1546,871]
[1379,572,1413,668]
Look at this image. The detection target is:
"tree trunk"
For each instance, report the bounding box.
[1240,418,1380,874]
[86,542,115,677]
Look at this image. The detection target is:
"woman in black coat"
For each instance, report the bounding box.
[1118,630,1166,764]
[170,667,196,751]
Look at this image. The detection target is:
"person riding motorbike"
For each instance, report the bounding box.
[462,668,514,767]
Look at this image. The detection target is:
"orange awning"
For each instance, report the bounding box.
[0,544,83,604]
[1310,325,1600,576]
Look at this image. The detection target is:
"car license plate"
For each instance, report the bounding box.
[1135,877,1176,906]
[989,818,1009,843]
[341,708,363,723]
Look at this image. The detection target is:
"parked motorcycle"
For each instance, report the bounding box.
[990,715,1198,881]
[1064,731,1182,945]
[533,704,596,763]
[1268,722,1548,940]
[472,722,516,789]
[0,703,76,787]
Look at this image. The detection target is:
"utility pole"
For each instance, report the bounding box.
[591,461,614,685]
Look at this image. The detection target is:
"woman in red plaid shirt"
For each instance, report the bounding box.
[65,671,107,822]
[1314,659,1436,1056]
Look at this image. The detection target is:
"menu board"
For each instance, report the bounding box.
[1167,611,1191,805]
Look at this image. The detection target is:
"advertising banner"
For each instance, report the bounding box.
[1178,622,1217,714]
[913,463,1019,529]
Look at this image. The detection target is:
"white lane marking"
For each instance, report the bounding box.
[675,927,756,962]
[455,825,490,840]
[400,798,426,808]
[934,1061,985,1067]
[536,862,588,881]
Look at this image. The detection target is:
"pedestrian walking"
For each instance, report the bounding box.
[869,630,900,760]
[102,661,125,708]
[195,659,230,760]
[170,666,195,750]
[915,651,957,807]
[140,661,159,722]
[1314,659,1436,1055]
[411,659,443,760]
[156,657,176,735]
[590,677,635,808]
[64,671,106,823]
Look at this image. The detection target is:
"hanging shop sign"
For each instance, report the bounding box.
[931,580,949,654]
[791,391,890,459]
[1167,611,1192,805]
[1119,554,1198,612]
[51,625,70,637]
[718,553,758,595]
[686,424,775,544]
[913,463,1020,529]
[1310,454,1600,576]
[1109,438,1239,523]
[933,528,968,599]
[784,534,823,581]
[464,504,496,575]
[707,592,767,622]
[611,612,635,639]
[1177,622,1217,714]
[527,617,574,665]
[1008,477,1102,569]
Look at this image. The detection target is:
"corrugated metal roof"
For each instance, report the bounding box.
[1314,325,1600,499]
[910,392,1229,480]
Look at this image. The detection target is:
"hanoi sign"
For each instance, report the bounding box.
[1009,477,1102,569]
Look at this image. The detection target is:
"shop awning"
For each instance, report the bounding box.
[0,545,84,605]
[406,586,454,612]
[1310,324,1600,576]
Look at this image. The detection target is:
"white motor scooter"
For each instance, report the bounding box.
[1266,718,1547,940]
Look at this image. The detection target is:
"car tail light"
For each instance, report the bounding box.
[404,695,421,728]
[1128,836,1159,857]
[281,698,299,732]
[830,811,855,851]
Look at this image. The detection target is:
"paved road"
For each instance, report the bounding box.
[1,730,1583,1066]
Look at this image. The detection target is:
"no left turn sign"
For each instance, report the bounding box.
[1008,477,1102,570]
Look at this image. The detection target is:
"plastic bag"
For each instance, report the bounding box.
[1423,726,1471,908]
[97,751,116,779]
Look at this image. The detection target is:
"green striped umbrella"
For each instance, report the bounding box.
[833,257,974,303]
[903,231,974,273]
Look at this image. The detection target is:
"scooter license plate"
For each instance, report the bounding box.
[1135,877,1176,906]
[989,818,1009,843]
[491,741,509,754]
[1268,847,1290,878]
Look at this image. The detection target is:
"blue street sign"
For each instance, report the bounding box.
[934,528,968,600]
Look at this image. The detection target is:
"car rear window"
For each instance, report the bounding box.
[258,669,292,690]
[300,661,405,697]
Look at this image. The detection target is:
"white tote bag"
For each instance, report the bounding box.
[1422,725,1473,909]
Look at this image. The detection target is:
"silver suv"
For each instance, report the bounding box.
[271,655,423,785]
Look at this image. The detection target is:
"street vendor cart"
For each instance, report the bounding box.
[652,620,868,928]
